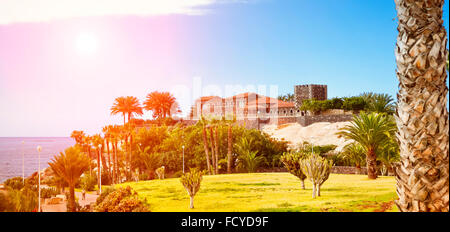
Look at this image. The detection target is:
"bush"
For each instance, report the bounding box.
[3,177,24,190]
[80,174,97,191]
[139,173,150,181]
[95,186,149,212]
[6,186,38,212]
[180,169,203,209]
[0,192,14,212]
[41,186,59,199]
[280,152,307,189]
[95,186,116,206]
[300,154,333,198]
[172,170,183,178]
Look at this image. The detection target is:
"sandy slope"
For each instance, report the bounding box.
[262,122,353,152]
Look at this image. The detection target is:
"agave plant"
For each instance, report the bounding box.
[300,154,333,198]
[180,169,203,209]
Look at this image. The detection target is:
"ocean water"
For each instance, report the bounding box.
[0,137,75,183]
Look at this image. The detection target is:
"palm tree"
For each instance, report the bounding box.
[111,96,143,125]
[394,0,449,212]
[235,137,265,173]
[361,93,396,114]
[201,124,212,175]
[102,126,113,179]
[91,134,104,190]
[83,135,93,176]
[227,124,233,174]
[339,142,366,174]
[337,112,395,179]
[70,130,85,146]
[48,146,90,212]
[144,91,180,119]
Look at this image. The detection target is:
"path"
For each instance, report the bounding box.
[41,191,99,212]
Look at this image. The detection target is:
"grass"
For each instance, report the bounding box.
[118,173,398,212]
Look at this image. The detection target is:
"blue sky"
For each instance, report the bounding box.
[182,0,449,98]
[0,0,448,136]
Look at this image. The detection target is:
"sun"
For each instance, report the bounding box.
[76,33,98,55]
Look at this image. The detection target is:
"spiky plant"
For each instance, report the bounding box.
[300,154,333,198]
[180,169,204,209]
[280,151,307,189]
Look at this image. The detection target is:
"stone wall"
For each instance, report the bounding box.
[331,166,368,175]
[297,114,353,127]
[182,113,353,129]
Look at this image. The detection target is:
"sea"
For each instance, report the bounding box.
[0,137,75,183]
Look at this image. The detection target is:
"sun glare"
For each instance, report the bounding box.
[76,33,98,55]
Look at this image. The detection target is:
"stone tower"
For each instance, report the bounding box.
[294,84,328,107]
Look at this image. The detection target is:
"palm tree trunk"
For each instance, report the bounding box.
[214,126,219,174]
[227,124,233,174]
[88,147,92,176]
[68,185,76,212]
[394,0,449,212]
[202,125,212,175]
[97,148,101,190]
[209,126,216,175]
[106,139,112,178]
[366,147,378,179]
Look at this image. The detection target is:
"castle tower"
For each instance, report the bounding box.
[294,84,327,107]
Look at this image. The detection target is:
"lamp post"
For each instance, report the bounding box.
[182,145,185,173]
[22,141,25,186]
[37,145,42,212]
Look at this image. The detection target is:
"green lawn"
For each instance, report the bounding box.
[118,173,398,212]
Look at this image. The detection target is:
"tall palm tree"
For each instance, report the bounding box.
[48,146,90,212]
[227,123,233,174]
[102,126,113,179]
[144,91,180,119]
[111,96,143,125]
[394,0,449,212]
[70,130,85,146]
[337,112,396,179]
[201,123,212,175]
[91,134,104,190]
[83,135,93,176]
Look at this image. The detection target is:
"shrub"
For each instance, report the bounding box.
[139,172,150,181]
[180,169,203,209]
[0,192,14,212]
[6,185,38,212]
[172,170,183,178]
[280,152,307,189]
[80,174,97,191]
[300,154,333,198]
[41,186,59,199]
[3,177,24,190]
[95,186,116,206]
[95,186,149,212]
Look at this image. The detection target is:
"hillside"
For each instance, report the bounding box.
[262,122,353,152]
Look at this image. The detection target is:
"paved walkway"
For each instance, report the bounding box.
[41,191,99,212]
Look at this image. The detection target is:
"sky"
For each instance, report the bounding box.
[0,0,449,137]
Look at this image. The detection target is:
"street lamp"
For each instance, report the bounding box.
[182,145,185,173]
[22,141,25,186]
[37,145,42,212]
